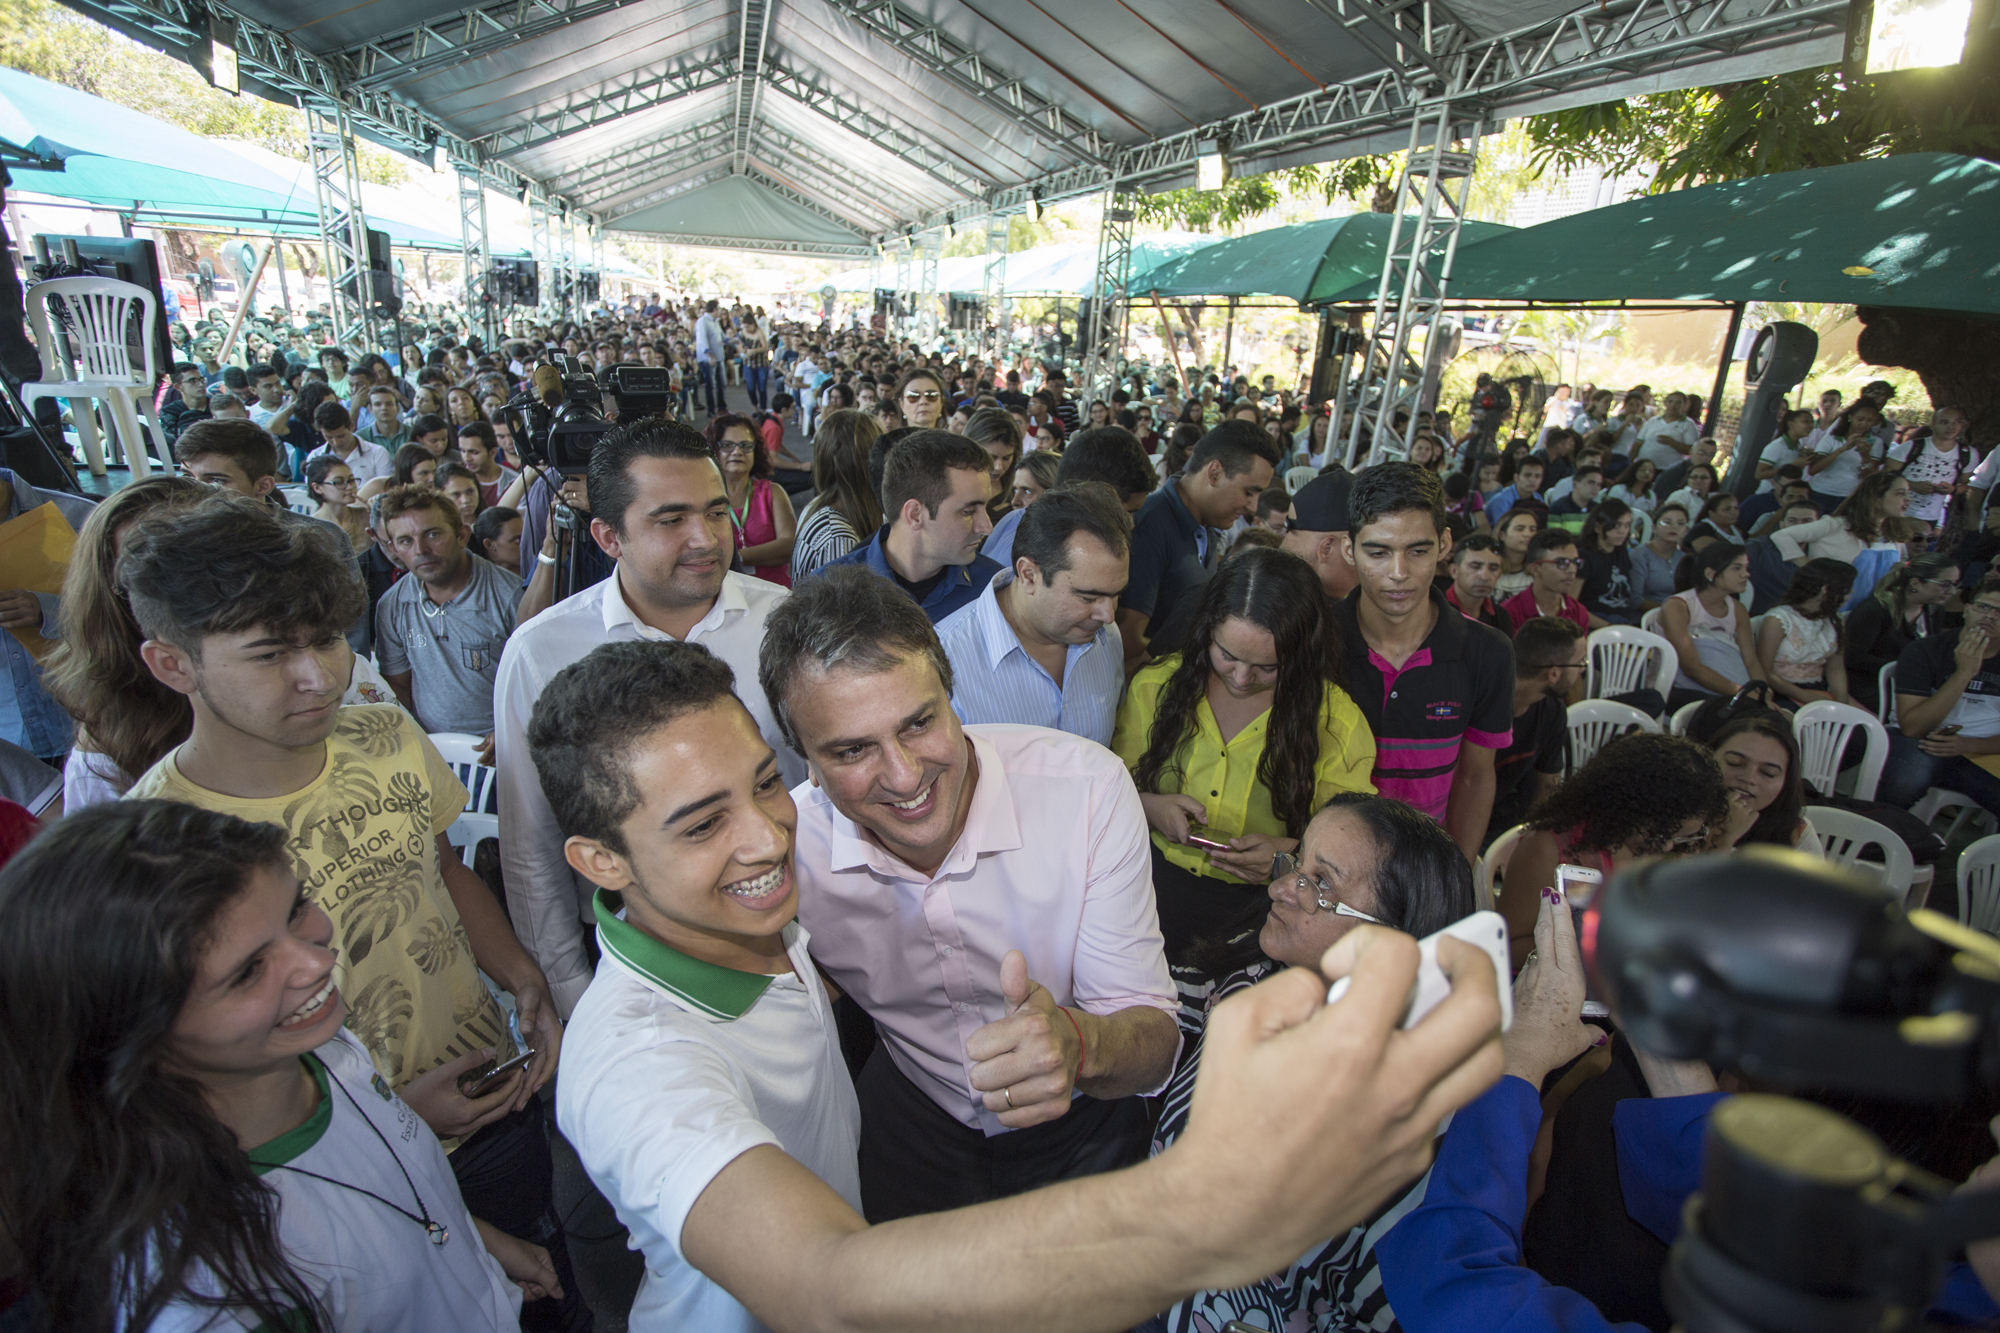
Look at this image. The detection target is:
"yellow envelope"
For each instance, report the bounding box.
[0,502,76,660]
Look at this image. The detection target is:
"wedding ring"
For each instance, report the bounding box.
[1002,1087,1014,1110]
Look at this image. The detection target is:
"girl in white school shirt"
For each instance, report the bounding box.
[0,801,554,1332]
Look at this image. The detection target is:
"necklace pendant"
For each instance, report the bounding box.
[428,1222,450,1246]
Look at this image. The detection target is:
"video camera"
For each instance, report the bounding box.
[502,355,675,475]
[1588,847,2000,1332]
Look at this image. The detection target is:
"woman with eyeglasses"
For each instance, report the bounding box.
[1846,555,1960,714]
[1500,731,1730,968]
[304,454,368,550]
[707,412,796,587]
[1111,547,1376,962]
[894,368,947,431]
[1137,793,1474,1333]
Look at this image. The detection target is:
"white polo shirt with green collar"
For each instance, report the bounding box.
[557,891,861,1333]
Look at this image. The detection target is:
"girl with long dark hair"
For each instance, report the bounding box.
[1847,553,1960,713]
[0,801,543,1331]
[1755,557,1856,708]
[1110,547,1376,960]
[1708,713,1819,851]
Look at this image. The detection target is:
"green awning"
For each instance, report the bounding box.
[1316,153,2000,317]
[1138,213,1517,306]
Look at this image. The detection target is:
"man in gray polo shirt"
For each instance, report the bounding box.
[375,483,518,745]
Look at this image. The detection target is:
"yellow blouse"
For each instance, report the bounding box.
[1111,655,1377,884]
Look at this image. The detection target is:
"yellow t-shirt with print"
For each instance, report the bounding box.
[128,705,510,1101]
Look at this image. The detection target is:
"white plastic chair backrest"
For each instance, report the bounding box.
[1284,465,1317,494]
[28,276,159,387]
[1639,607,1662,633]
[428,731,498,814]
[1959,835,2000,933]
[1475,823,1527,914]
[1877,662,1897,725]
[447,811,499,869]
[1627,509,1651,547]
[281,486,316,516]
[1804,804,1914,899]
[1566,699,1661,773]
[1669,700,1704,736]
[1586,626,1675,700]
[1791,700,1889,801]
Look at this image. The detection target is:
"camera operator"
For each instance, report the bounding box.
[1373,885,2000,1332]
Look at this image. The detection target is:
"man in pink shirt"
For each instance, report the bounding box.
[761,566,1181,1221]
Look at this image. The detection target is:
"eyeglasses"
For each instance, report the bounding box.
[322,476,358,488]
[903,390,942,403]
[1968,602,2000,620]
[1533,557,1583,572]
[716,442,757,454]
[1916,575,1958,590]
[1272,852,1386,923]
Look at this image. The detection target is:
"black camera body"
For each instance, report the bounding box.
[506,358,678,475]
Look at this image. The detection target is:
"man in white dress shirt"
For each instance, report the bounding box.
[694,298,726,415]
[495,416,797,1019]
[761,568,1181,1221]
[528,636,1508,1333]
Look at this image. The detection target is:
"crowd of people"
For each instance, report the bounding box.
[1,291,1998,1333]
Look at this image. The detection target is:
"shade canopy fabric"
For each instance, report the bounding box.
[830,234,1210,296]
[1317,153,2000,318]
[1138,213,1517,305]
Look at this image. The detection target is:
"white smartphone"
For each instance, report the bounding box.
[1554,864,1610,1017]
[1325,909,1513,1032]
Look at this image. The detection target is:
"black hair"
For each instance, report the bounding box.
[119,494,365,657]
[526,640,743,856]
[1055,425,1158,501]
[1528,732,1731,855]
[1014,482,1132,581]
[586,415,718,537]
[1691,541,1747,591]
[1781,557,1855,637]
[1133,548,1345,840]
[311,399,351,433]
[409,412,450,439]
[1513,615,1585,678]
[1525,526,1578,564]
[759,566,954,754]
[471,504,521,563]
[1579,496,1632,553]
[0,800,322,1332]
[882,429,994,520]
[1186,419,1281,479]
[1349,461,1446,536]
[1451,532,1499,561]
[1255,486,1290,519]
[1708,714,1805,848]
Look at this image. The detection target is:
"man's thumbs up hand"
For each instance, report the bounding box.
[966,950,1080,1128]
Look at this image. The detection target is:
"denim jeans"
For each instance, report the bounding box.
[744,363,769,411]
[450,1101,593,1332]
[697,360,725,413]
[1879,731,2000,813]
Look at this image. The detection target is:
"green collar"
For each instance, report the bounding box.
[593,889,777,1021]
[246,1054,332,1176]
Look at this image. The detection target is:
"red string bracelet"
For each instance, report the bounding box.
[1061,1006,1086,1076]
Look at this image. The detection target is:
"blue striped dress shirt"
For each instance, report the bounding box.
[935,571,1125,748]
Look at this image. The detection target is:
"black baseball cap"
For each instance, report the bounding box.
[1289,471,1351,534]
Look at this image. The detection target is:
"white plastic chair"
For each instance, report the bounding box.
[1913,787,2000,844]
[1790,700,1890,801]
[22,276,166,477]
[1567,699,1661,774]
[1586,626,1675,701]
[1627,509,1651,547]
[1476,822,1527,915]
[1284,465,1318,494]
[446,811,499,869]
[1805,805,1916,905]
[1877,663,1897,725]
[1639,607,1662,633]
[428,731,499,814]
[1957,834,2000,933]
[1669,700,1704,736]
[280,485,317,516]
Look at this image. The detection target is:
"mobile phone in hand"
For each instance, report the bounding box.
[1934,724,1964,738]
[1184,826,1232,852]
[459,1046,535,1099]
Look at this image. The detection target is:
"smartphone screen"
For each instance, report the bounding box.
[459,1047,535,1099]
[1554,865,1609,1017]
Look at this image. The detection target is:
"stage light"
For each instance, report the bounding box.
[1851,0,1973,75]
[1196,138,1229,192]
[1028,187,1043,223]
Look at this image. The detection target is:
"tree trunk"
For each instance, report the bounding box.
[1172,301,1206,369]
[1855,306,2000,448]
[159,228,201,282]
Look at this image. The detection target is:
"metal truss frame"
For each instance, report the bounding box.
[480,53,739,159]
[618,230,875,257]
[751,123,910,226]
[456,160,498,346]
[1344,100,1478,468]
[761,64,991,200]
[893,240,912,334]
[337,0,652,90]
[527,193,557,321]
[553,117,738,199]
[817,0,1112,166]
[306,104,376,355]
[732,0,772,175]
[982,216,1009,361]
[914,232,940,342]
[1078,190,1132,398]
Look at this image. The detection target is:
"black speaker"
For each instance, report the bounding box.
[1724,321,1818,497]
[488,258,539,308]
[339,268,402,318]
[1306,310,1360,405]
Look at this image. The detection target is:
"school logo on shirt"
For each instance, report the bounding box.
[1426,700,1464,722]
[371,1072,394,1100]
